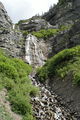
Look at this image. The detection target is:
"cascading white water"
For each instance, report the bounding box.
[25,34,32,64]
[25,34,73,120]
[30,73,71,120]
[12,24,15,30]
[25,34,46,67]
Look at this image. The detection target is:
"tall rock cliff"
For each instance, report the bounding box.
[0,2,12,29]
[41,0,80,57]
[18,17,55,66]
[36,0,80,119]
[42,0,80,26]
[0,2,24,58]
[0,1,80,120]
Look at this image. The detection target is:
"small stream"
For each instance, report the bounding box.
[29,73,73,120]
[25,34,75,120]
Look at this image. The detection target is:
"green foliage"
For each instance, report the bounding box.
[59,24,72,31]
[9,89,32,115]
[32,25,72,39]
[37,67,48,82]
[0,62,18,79]
[0,49,38,119]
[32,29,59,39]
[0,104,13,120]
[37,46,80,85]
[29,86,39,97]
[23,113,35,120]
[22,30,29,36]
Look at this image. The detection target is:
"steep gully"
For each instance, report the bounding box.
[25,34,76,120]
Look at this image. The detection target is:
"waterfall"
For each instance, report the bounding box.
[25,34,46,67]
[25,34,32,64]
[12,24,15,30]
[25,34,74,120]
[30,73,72,120]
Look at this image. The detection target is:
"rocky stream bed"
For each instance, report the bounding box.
[29,72,77,120]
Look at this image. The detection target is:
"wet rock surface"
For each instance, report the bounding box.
[30,73,76,120]
[25,34,48,67]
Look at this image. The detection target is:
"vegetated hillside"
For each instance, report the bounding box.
[0,0,80,119]
[17,1,80,60]
[42,0,80,57]
[37,45,80,118]
[0,49,38,120]
[17,13,74,60]
[14,0,80,118]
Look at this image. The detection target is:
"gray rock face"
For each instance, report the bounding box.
[46,21,80,57]
[18,17,54,66]
[42,0,80,26]
[0,30,24,58]
[0,3,54,66]
[73,0,80,7]
[0,2,24,58]
[41,0,80,56]
[0,2,12,29]
[19,17,54,32]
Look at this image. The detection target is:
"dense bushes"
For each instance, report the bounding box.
[37,46,80,85]
[0,49,38,120]
[32,25,72,39]
[19,23,72,39]
[32,29,59,39]
[22,30,29,36]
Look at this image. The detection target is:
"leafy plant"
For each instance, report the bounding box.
[0,49,38,119]
[22,30,29,36]
[37,45,80,85]
[32,29,59,39]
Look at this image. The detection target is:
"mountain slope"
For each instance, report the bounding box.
[0,0,80,120]
[37,45,80,118]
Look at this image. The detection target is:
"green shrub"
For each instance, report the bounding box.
[0,62,19,79]
[32,24,72,39]
[23,113,35,120]
[37,67,48,82]
[29,86,39,97]
[9,89,32,115]
[0,49,38,119]
[2,77,15,90]
[59,24,72,31]
[32,29,59,39]
[37,46,80,85]
[22,31,29,36]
